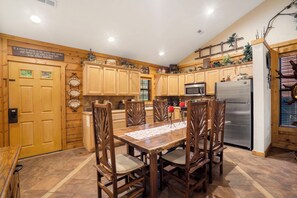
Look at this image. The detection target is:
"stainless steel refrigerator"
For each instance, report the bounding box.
[215,79,253,150]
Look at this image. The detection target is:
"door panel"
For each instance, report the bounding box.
[20,86,34,113]
[9,62,62,158]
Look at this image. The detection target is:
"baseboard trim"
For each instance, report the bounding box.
[252,150,265,157]
[252,143,272,157]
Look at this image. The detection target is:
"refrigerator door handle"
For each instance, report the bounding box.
[225,120,232,124]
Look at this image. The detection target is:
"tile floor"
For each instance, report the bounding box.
[19,145,297,198]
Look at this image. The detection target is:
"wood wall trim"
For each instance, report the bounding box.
[270,38,297,49]
[0,33,163,68]
[251,38,270,50]
[0,38,3,147]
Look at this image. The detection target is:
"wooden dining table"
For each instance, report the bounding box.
[113,120,210,198]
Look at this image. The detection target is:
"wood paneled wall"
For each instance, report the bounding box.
[271,38,297,151]
[0,33,161,149]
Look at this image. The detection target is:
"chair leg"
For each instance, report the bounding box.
[220,151,224,175]
[142,168,147,197]
[97,172,102,198]
[203,165,207,193]
[208,152,213,184]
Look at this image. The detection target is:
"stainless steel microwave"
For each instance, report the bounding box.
[185,82,206,96]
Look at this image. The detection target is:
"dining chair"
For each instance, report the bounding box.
[125,101,146,127]
[125,101,147,161]
[208,100,226,184]
[92,102,146,198]
[153,100,168,123]
[160,101,210,197]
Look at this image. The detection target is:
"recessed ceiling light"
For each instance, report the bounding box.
[159,51,165,56]
[108,37,115,42]
[206,8,214,15]
[30,15,41,23]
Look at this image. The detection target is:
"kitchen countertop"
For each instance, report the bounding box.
[83,106,180,114]
[83,107,154,114]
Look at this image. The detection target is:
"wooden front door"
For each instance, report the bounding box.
[9,62,62,158]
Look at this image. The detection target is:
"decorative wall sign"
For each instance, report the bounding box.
[12,46,64,61]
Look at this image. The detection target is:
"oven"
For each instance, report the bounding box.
[184,82,206,96]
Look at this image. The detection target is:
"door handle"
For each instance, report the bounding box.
[3,78,16,81]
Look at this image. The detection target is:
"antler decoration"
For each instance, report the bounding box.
[264,0,297,38]
[276,60,297,105]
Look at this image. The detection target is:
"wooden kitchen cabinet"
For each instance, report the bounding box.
[117,69,129,95]
[236,64,253,76]
[146,108,154,124]
[83,112,125,152]
[129,71,140,95]
[195,72,205,83]
[173,107,181,120]
[83,64,103,95]
[205,70,220,95]
[220,67,236,81]
[156,75,168,96]
[168,75,179,96]
[103,67,117,95]
[185,73,195,84]
[179,75,185,96]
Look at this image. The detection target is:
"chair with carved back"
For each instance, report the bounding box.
[153,100,168,123]
[125,101,146,127]
[125,101,147,161]
[92,102,146,198]
[208,100,226,184]
[160,101,210,197]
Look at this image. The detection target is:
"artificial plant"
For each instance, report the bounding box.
[222,55,233,65]
[226,33,237,47]
[242,43,253,62]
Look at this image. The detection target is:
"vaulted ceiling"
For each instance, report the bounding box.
[0,0,264,66]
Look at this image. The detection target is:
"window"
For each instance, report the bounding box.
[279,54,297,127]
[140,79,151,101]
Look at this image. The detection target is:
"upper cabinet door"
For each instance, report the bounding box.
[195,72,205,83]
[220,67,236,81]
[168,75,179,96]
[117,69,129,95]
[178,75,185,96]
[156,75,168,96]
[103,67,117,95]
[185,73,195,84]
[83,65,103,95]
[205,70,220,95]
[236,64,253,76]
[129,71,140,95]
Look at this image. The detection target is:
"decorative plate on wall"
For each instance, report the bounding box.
[68,99,81,111]
[68,77,80,87]
[68,89,81,97]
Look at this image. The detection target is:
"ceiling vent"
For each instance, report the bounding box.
[37,0,57,7]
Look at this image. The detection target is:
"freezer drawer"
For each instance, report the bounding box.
[224,123,252,149]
